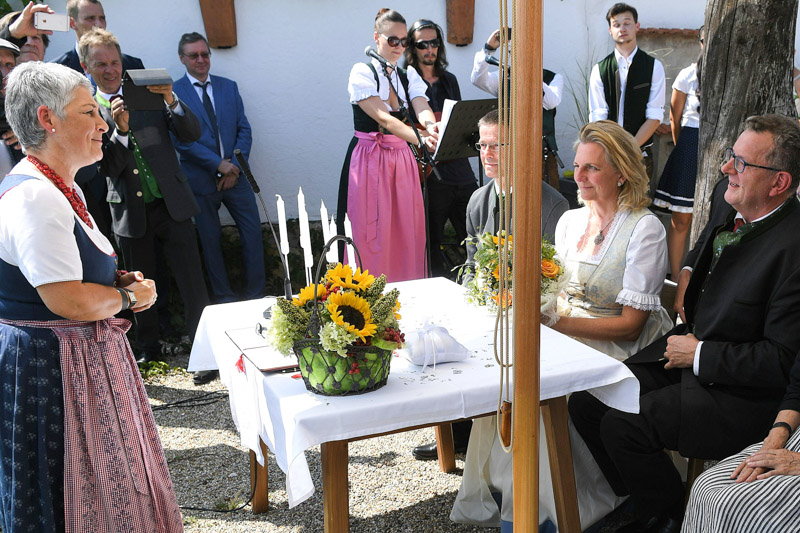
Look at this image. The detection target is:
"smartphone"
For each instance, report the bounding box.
[33,12,70,32]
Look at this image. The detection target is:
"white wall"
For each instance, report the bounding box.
[30,0,757,221]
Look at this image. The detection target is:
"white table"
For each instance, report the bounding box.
[189,277,639,531]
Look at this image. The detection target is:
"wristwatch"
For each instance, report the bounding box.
[116,287,137,311]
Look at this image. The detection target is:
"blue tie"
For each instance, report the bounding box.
[195,81,221,155]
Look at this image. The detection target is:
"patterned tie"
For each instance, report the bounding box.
[194,81,221,155]
[732,217,745,233]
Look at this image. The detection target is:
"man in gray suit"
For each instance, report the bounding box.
[82,28,212,383]
[461,109,569,285]
[413,109,569,460]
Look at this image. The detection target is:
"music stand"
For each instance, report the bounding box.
[433,98,498,163]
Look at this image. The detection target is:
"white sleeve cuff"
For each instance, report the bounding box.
[113,130,129,147]
[693,341,703,375]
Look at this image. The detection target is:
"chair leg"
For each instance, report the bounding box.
[684,457,705,505]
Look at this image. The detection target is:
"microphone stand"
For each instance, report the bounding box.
[234,149,293,302]
[379,59,442,279]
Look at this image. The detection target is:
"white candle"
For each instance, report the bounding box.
[320,200,331,247]
[297,187,309,245]
[275,194,290,256]
[326,215,338,262]
[343,213,356,268]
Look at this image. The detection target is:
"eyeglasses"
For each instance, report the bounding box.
[415,38,441,50]
[380,34,408,48]
[723,147,783,174]
[182,51,211,61]
[475,142,505,152]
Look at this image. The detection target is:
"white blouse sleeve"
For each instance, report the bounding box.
[554,208,577,258]
[0,181,85,287]
[348,62,379,104]
[404,66,430,102]
[671,65,692,94]
[617,213,668,311]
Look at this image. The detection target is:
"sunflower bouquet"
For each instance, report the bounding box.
[465,231,568,315]
[267,263,404,395]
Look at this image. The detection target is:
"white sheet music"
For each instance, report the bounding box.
[432,98,457,160]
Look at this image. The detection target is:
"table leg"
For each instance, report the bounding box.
[321,440,350,533]
[541,396,581,533]
[249,438,270,514]
[434,423,456,473]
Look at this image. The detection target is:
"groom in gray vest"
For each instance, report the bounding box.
[588,3,665,176]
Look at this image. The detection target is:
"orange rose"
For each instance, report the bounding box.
[493,289,513,308]
[541,259,560,279]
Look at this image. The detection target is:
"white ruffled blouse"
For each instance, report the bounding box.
[555,207,668,312]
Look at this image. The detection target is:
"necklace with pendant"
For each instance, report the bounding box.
[593,212,617,246]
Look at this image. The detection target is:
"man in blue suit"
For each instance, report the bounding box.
[172,32,266,302]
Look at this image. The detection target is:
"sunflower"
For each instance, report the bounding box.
[326,263,374,292]
[327,292,378,342]
[293,283,328,307]
[393,300,402,320]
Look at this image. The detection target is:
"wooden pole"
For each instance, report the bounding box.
[512,0,543,530]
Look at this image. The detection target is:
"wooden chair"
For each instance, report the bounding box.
[684,457,707,505]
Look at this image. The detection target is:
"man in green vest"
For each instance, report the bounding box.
[589,3,665,177]
[471,28,563,190]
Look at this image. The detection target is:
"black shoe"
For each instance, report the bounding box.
[136,351,163,364]
[616,515,682,533]
[193,370,219,385]
[412,438,468,460]
[412,442,439,460]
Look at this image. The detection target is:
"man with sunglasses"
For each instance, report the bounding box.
[402,19,477,282]
[570,114,800,533]
[471,27,564,190]
[172,32,265,310]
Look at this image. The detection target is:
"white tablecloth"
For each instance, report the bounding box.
[188,277,639,508]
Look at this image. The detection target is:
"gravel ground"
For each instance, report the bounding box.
[147,349,499,533]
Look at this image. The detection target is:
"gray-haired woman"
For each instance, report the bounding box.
[0,62,182,532]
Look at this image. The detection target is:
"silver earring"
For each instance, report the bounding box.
[51,129,55,133]
[617,180,623,187]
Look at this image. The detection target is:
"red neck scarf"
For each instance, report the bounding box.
[27,155,93,229]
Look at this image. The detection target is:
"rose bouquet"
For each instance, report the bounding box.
[267,263,404,395]
[465,231,568,316]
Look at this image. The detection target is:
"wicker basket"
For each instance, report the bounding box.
[291,235,393,396]
[293,339,393,396]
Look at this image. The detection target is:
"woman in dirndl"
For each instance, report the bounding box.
[0,62,183,532]
[653,38,703,280]
[336,8,438,282]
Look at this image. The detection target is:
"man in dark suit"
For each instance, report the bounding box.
[672,176,732,323]
[413,109,568,460]
[80,28,212,383]
[172,32,265,303]
[569,114,800,533]
[53,0,144,75]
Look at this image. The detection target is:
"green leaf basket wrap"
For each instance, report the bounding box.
[293,339,392,396]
